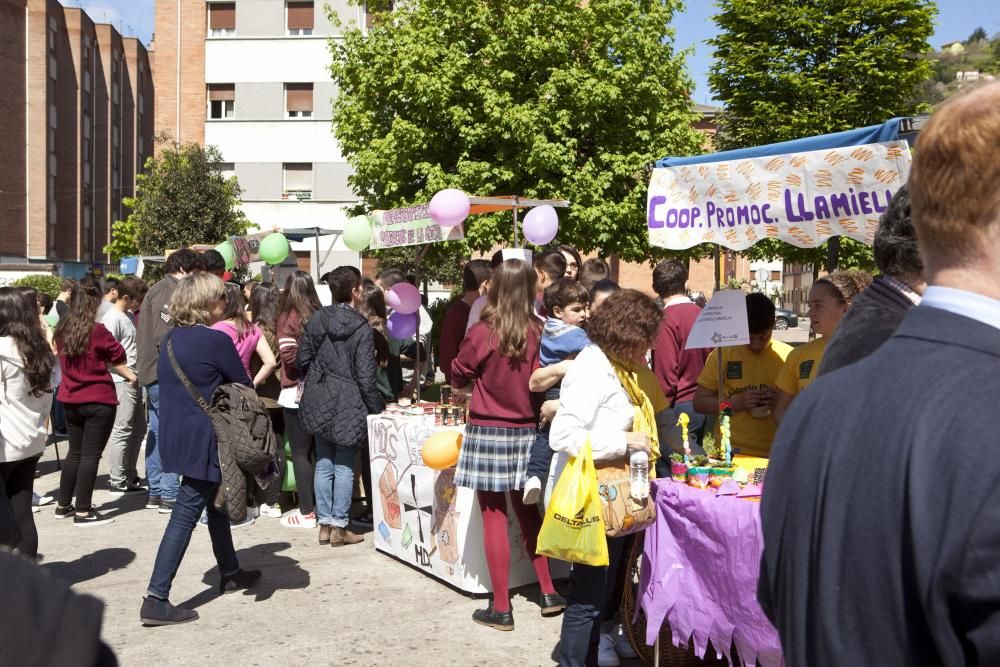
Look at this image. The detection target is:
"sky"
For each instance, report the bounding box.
[62,0,1000,104]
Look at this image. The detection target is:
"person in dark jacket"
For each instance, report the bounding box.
[297,267,384,547]
[759,82,1000,665]
[140,273,260,626]
[817,185,925,376]
[135,248,199,512]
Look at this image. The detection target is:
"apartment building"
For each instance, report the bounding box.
[152,0,362,273]
[0,0,153,275]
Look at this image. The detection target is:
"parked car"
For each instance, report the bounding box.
[774,307,799,330]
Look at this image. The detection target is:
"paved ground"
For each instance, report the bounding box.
[30,447,608,667]
[772,319,811,346]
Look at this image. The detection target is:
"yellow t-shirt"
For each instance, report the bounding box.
[697,340,792,458]
[637,365,670,414]
[775,337,827,397]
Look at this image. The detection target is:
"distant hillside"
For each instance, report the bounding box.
[910,28,999,108]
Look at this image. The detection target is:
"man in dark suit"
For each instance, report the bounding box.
[759,81,1000,665]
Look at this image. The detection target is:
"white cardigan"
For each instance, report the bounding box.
[546,345,635,504]
[0,338,53,463]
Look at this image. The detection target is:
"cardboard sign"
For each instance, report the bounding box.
[685,290,750,350]
[648,140,911,250]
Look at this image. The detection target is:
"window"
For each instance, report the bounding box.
[283,163,313,199]
[216,162,236,181]
[287,1,314,35]
[208,3,236,37]
[207,84,235,119]
[285,83,313,118]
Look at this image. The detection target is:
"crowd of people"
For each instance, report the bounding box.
[1,82,997,666]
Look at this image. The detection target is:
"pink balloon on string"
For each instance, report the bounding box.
[428,188,470,229]
[387,282,421,314]
[522,205,559,245]
[387,311,418,340]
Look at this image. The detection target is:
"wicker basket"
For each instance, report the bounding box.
[620,534,732,666]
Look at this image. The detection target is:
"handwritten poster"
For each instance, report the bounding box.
[647,140,911,250]
[368,204,465,250]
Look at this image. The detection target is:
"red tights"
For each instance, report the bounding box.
[477,490,556,613]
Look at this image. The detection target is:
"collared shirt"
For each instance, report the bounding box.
[884,275,922,306]
[921,285,1000,332]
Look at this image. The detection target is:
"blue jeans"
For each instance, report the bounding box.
[146,476,239,599]
[655,401,709,478]
[145,383,179,500]
[526,424,553,482]
[558,535,631,666]
[314,438,356,528]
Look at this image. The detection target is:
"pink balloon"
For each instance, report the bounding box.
[387,311,418,339]
[428,188,470,229]
[388,282,421,315]
[522,205,559,245]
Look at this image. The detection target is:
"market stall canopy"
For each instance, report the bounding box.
[281,227,341,242]
[467,195,570,214]
[648,118,916,251]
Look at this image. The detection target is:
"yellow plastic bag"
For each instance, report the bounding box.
[536,442,609,566]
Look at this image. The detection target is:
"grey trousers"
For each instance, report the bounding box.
[107,382,146,486]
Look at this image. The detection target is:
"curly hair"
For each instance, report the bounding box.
[813,269,873,305]
[586,289,662,362]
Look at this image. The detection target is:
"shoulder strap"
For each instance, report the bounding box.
[166,336,212,416]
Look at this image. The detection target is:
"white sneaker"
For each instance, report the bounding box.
[522,476,542,505]
[280,509,317,528]
[258,503,282,518]
[32,493,54,507]
[597,634,620,667]
[612,623,638,659]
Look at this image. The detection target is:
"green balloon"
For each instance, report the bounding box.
[215,241,236,270]
[343,215,372,251]
[259,232,290,265]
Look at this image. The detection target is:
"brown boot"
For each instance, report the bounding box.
[330,526,364,547]
[318,525,332,545]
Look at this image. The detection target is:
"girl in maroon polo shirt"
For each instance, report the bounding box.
[54,279,136,527]
[451,259,564,631]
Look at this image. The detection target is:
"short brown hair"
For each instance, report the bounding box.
[909,82,1000,271]
[652,259,687,297]
[578,258,610,290]
[462,259,491,292]
[586,289,662,362]
[543,278,590,313]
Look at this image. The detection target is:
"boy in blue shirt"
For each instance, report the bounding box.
[523,278,591,504]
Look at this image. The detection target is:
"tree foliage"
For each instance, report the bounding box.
[708,0,936,270]
[104,141,248,259]
[12,274,63,299]
[329,0,704,265]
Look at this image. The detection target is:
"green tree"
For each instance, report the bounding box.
[104,141,248,258]
[329,0,704,265]
[708,0,936,271]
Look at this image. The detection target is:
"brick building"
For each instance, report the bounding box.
[0,0,153,275]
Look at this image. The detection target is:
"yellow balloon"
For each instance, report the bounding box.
[421,430,463,470]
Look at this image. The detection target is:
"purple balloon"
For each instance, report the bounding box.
[428,188,470,229]
[387,311,419,340]
[387,282,421,315]
[522,205,559,245]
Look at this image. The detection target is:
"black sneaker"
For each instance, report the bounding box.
[140,596,199,626]
[145,495,161,509]
[132,477,149,488]
[472,604,514,631]
[158,499,176,514]
[73,509,115,527]
[219,568,262,594]
[54,504,75,519]
[109,483,145,496]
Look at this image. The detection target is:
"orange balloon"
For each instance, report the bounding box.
[421,430,463,470]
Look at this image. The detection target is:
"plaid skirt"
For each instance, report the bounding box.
[454,424,536,492]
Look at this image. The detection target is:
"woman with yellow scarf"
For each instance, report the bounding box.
[548,289,670,667]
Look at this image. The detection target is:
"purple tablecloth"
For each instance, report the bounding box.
[637,479,784,667]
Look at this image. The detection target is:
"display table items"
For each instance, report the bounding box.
[367,410,567,593]
[637,479,783,666]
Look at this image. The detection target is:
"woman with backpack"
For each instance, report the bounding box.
[54,279,135,527]
[140,272,260,626]
[0,287,56,557]
[248,282,284,519]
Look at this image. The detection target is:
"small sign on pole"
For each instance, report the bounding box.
[685,290,749,351]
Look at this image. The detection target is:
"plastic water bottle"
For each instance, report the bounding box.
[630,450,649,500]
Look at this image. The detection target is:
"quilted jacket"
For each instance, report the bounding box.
[297,303,384,446]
